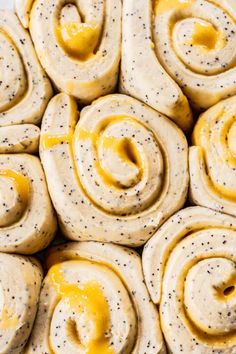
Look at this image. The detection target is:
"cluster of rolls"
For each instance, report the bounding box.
[0,0,235,353]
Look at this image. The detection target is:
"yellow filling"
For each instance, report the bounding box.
[48,261,114,354]
[192,22,225,50]
[76,121,142,187]
[155,0,194,15]
[0,307,18,330]
[228,123,236,157]
[58,22,99,59]
[77,128,139,167]
[40,134,72,150]
[41,116,144,188]
[173,260,236,346]
[0,170,30,206]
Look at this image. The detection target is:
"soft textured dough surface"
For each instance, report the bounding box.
[0,125,40,154]
[121,0,236,127]
[143,206,236,354]
[121,0,193,132]
[25,241,166,354]
[0,154,57,253]
[0,10,52,126]
[189,95,236,217]
[151,0,236,110]
[40,93,188,246]
[16,0,121,104]
[0,253,42,354]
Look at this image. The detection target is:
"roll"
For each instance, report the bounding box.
[0,154,57,253]
[122,0,236,125]
[25,241,166,354]
[0,10,52,126]
[0,253,42,354]
[189,95,236,217]
[121,0,193,132]
[150,0,236,110]
[16,0,121,104]
[40,93,188,246]
[143,206,236,354]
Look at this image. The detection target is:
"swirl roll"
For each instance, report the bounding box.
[143,206,236,354]
[149,0,236,110]
[16,0,121,104]
[25,241,166,354]
[40,93,188,246]
[0,253,42,353]
[122,0,236,120]
[0,10,52,126]
[0,154,57,253]
[189,95,236,217]
[121,0,193,132]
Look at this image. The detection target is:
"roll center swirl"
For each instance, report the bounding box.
[0,170,30,227]
[57,3,102,60]
[74,115,165,215]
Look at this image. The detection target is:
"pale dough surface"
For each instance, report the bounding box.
[0,0,14,9]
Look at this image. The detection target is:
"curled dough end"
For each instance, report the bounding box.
[15,0,34,28]
[121,0,193,132]
[0,154,57,254]
[189,95,236,217]
[0,10,52,126]
[40,93,188,246]
[26,241,166,354]
[143,206,236,353]
[0,124,40,154]
[0,253,42,353]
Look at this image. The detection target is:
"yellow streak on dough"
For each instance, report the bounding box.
[155,0,194,15]
[0,307,18,330]
[57,22,99,60]
[76,120,142,187]
[228,123,236,157]
[40,134,72,150]
[0,169,30,207]
[48,261,114,354]
[192,22,226,50]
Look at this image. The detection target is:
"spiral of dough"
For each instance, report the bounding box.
[189,95,236,217]
[121,0,193,132]
[0,154,57,253]
[143,206,236,353]
[0,10,52,126]
[40,93,188,246]
[146,0,236,111]
[0,253,42,354]
[16,0,121,104]
[25,241,166,354]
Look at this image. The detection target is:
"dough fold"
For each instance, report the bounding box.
[0,154,57,253]
[121,0,193,132]
[0,10,52,126]
[0,253,42,354]
[189,95,236,217]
